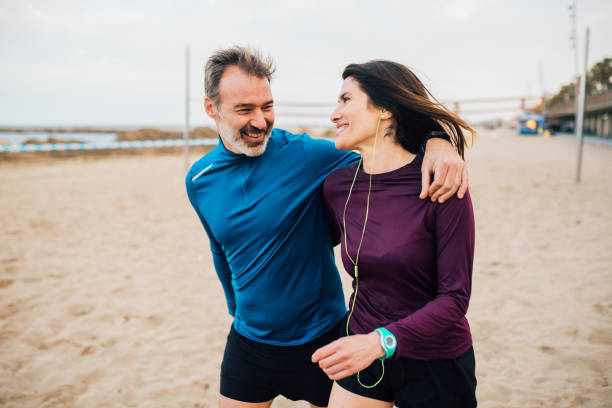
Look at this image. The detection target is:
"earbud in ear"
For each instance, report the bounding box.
[380,108,387,119]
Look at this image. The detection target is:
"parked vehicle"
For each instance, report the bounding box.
[518,114,547,135]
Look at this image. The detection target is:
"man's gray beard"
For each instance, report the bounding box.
[218,116,271,157]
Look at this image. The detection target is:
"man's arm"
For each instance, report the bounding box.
[186,173,236,316]
[303,129,467,203]
[420,138,469,203]
[205,229,236,316]
[299,132,360,179]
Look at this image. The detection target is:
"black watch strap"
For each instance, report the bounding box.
[419,131,451,154]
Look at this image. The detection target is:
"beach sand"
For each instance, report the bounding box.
[1,128,611,407]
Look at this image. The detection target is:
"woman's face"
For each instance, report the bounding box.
[330,76,382,152]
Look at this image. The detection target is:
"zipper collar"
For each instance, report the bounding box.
[216,135,245,159]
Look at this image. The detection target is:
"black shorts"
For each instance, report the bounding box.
[337,347,477,408]
[220,318,344,406]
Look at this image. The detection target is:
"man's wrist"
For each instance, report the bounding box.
[426,130,451,144]
[420,131,452,154]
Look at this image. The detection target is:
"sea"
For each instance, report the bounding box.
[0,132,117,145]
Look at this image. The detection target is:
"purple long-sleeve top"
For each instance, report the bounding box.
[323,154,475,360]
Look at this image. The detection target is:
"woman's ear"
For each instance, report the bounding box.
[380,108,393,120]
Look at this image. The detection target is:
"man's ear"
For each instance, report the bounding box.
[204,97,218,119]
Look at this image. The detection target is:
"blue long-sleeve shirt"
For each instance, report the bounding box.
[185,129,358,345]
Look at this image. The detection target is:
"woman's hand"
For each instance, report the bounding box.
[420,137,469,203]
[312,332,385,381]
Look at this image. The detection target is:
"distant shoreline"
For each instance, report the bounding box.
[0,126,338,144]
[0,126,206,135]
[0,127,218,144]
[0,126,146,133]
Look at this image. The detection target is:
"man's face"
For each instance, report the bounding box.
[205,65,274,157]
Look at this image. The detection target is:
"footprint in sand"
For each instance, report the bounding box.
[146,314,165,327]
[538,345,557,354]
[67,303,95,317]
[0,279,14,288]
[1,257,19,275]
[588,328,612,346]
[592,303,611,317]
[80,345,97,356]
[0,303,19,319]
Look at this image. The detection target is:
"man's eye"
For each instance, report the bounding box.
[341,96,350,102]
[262,105,273,111]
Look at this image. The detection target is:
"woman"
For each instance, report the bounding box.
[311,60,477,407]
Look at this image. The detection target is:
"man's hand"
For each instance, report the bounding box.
[312,333,384,381]
[420,138,468,203]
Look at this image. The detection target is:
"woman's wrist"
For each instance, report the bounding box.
[367,331,386,359]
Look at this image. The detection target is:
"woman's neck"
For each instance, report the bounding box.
[357,135,416,175]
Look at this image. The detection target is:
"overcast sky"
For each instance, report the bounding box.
[1,0,611,127]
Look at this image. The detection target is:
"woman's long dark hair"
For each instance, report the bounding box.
[343,60,473,158]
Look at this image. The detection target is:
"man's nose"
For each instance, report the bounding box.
[250,110,266,129]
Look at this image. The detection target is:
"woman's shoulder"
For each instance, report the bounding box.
[433,188,474,221]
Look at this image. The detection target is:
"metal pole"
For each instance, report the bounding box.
[575,27,589,183]
[569,1,579,82]
[569,1,579,133]
[183,46,190,171]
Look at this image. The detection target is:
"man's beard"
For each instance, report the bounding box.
[219,116,273,157]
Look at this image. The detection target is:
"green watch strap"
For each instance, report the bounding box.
[374,327,397,360]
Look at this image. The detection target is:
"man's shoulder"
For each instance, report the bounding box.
[187,147,221,184]
[269,128,311,148]
[327,161,356,179]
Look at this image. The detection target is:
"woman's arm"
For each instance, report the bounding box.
[312,331,385,381]
[385,190,475,358]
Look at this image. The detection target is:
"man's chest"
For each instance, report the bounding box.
[197,154,318,247]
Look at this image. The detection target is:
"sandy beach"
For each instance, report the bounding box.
[1,128,611,407]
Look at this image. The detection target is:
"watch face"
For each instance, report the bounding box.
[384,335,396,348]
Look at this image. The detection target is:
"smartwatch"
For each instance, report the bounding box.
[419,130,452,154]
[425,130,451,143]
[374,327,397,360]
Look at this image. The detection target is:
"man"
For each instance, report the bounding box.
[186,46,469,408]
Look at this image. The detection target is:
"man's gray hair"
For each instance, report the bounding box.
[205,46,276,105]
